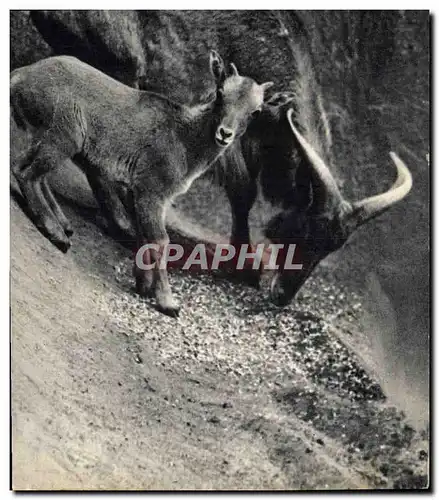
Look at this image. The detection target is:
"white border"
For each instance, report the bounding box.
[2,5,434,498]
[6,2,436,9]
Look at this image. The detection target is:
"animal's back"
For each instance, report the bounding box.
[11,56,138,108]
[10,55,177,145]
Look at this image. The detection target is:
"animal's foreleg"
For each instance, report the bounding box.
[133,192,180,318]
[226,177,257,248]
[224,162,260,287]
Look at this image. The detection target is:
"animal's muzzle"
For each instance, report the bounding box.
[215,126,234,147]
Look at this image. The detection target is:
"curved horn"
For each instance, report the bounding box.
[351,152,413,227]
[287,108,344,209]
[229,62,239,77]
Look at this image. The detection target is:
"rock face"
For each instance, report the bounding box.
[11,11,314,97]
[10,10,429,490]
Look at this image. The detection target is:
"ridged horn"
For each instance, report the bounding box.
[287,108,344,209]
[351,152,413,227]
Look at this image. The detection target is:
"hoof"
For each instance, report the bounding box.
[36,219,71,254]
[270,273,296,307]
[53,238,71,254]
[240,269,261,289]
[156,304,180,318]
[270,291,290,308]
[156,292,180,318]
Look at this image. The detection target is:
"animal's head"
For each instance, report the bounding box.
[209,50,273,148]
[259,102,413,306]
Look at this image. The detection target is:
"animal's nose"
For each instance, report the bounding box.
[215,126,234,146]
[218,127,233,140]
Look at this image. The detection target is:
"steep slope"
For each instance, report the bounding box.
[11,177,428,489]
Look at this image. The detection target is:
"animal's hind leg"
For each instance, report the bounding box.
[15,143,72,252]
[85,174,135,243]
[41,178,74,237]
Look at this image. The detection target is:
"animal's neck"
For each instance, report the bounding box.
[137,89,225,169]
[241,134,298,209]
[243,111,302,209]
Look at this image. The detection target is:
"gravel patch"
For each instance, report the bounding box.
[101,258,383,401]
[96,256,428,490]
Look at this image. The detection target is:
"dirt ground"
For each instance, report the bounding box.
[11,170,429,490]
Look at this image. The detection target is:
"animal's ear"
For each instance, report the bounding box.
[209,50,226,85]
[265,91,295,107]
[261,81,274,96]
